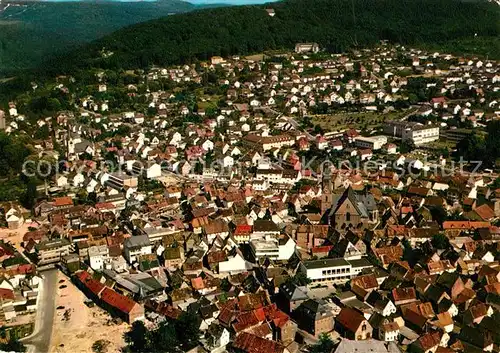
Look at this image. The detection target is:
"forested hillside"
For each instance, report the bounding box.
[0,0,210,73]
[51,0,499,72]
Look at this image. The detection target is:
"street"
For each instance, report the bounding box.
[21,269,58,353]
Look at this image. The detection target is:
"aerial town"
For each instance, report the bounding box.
[1,42,500,353]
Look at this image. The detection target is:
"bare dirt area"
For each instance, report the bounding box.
[0,223,31,251]
[50,272,129,353]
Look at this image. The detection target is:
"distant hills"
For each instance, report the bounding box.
[49,0,499,73]
[0,0,221,73]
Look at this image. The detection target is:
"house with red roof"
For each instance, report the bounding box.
[75,270,106,300]
[75,270,143,323]
[52,196,74,210]
[234,224,253,244]
[430,96,448,108]
[335,307,373,340]
[233,332,285,353]
[100,287,144,323]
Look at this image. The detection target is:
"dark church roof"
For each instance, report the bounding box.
[328,187,377,218]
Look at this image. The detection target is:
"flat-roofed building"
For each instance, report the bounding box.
[384,121,439,145]
[354,136,388,150]
[105,172,138,190]
[298,257,373,284]
[35,238,72,267]
[295,42,320,54]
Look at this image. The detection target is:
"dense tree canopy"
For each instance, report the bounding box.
[124,311,201,353]
[51,0,499,73]
[456,120,500,169]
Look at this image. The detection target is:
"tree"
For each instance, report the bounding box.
[490,177,500,190]
[20,177,38,211]
[449,209,465,221]
[34,124,50,140]
[310,333,334,353]
[124,311,201,353]
[124,321,150,353]
[92,340,111,353]
[286,272,311,286]
[399,140,415,154]
[152,322,178,352]
[0,338,26,353]
[430,205,448,225]
[220,278,232,292]
[432,233,450,250]
[175,311,201,346]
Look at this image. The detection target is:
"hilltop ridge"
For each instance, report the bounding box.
[50,0,499,73]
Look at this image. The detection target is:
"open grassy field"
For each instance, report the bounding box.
[194,88,221,110]
[310,110,413,132]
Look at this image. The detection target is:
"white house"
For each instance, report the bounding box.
[56,175,68,188]
[144,163,162,179]
[123,235,152,263]
[218,249,252,274]
[380,322,399,342]
[223,156,234,168]
[72,172,85,187]
[202,140,214,151]
[201,324,230,353]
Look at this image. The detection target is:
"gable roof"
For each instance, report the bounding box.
[100,287,138,314]
[336,307,367,333]
[76,270,106,296]
[329,187,376,218]
[233,332,285,353]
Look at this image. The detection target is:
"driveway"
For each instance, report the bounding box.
[21,269,58,353]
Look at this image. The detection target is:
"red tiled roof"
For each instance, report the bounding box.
[95,202,116,210]
[218,299,238,326]
[254,307,266,322]
[485,282,500,295]
[100,287,138,314]
[336,307,366,333]
[53,196,73,207]
[207,250,228,264]
[191,277,204,290]
[392,287,417,302]
[233,332,285,353]
[235,224,253,235]
[468,303,489,319]
[23,230,46,242]
[351,274,379,290]
[474,204,496,221]
[0,288,15,300]
[248,322,272,338]
[76,271,105,296]
[431,97,447,104]
[14,264,35,275]
[417,331,441,351]
[233,311,260,332]
[263,304,290,328]
[311,245,333,254]
[238,293,268,311]
[443,221,490,230]
[402,308,427,328]
[146,300,181,320]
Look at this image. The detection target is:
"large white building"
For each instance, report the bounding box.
[402,125,440,145]
[298,257,373,285]
[384,121,439,145]
[105,172,138,190]
[249,234,296,261]
[354,136,388,150]
[243,133,295,152]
